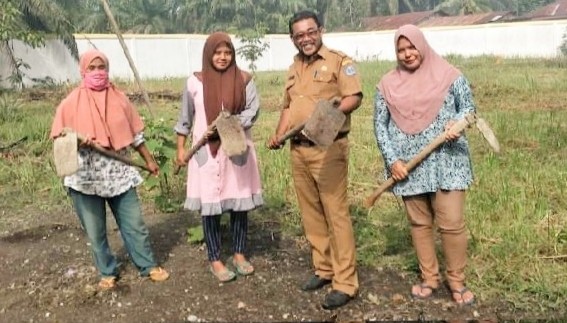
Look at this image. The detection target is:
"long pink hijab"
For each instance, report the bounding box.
[50,49,144,150]
[377,24,461,134]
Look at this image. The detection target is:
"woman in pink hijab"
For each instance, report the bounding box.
[374,25,475,305]
[51,49,169,289]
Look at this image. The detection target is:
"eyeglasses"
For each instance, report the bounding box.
[291,28,320,42]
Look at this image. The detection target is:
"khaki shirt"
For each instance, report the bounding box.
[283,45,362,133]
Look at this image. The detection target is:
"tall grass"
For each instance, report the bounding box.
[1,56,566,313]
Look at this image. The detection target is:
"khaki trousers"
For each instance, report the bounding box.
[290,138,358,296]
[403,190,468,289]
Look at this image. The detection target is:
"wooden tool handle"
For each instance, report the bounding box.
[270,98,340,149]
[173,124,216,175]
[364,116,472,208]
[275,122,306,146]
[75,133,152,172]
[0,136,27,152]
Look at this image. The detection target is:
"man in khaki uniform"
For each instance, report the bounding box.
[267,10,363,310]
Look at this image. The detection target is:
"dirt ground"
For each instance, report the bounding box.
[0,201,552,323]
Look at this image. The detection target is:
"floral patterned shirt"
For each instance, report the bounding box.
[373,75,475,196]
[63,133,145,198]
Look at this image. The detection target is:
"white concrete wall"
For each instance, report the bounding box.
[1,19,566,87]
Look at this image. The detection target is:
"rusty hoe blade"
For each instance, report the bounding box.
[216,111,247,157]
[53,131,79,177]
[303,99,346,147]
[475,117,501,153]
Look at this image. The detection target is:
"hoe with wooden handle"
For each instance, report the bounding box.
[271,97,343,148]
[272,122,307,147]
[173,111,246,175]
[53,128,151,177]
[76,132,151,172]
[364,113,500,208]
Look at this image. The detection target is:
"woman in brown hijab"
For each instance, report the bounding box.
[174,32,263,282]
[374,25,475,305]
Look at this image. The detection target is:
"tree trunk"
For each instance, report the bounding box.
[399,0,412,13]
[388,0,399,15]
[99,0,154,117]
[369,0,379,16]
[316,0,330,26]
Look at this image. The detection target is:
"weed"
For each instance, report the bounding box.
[0,93,23,123]
[141,113,183,213]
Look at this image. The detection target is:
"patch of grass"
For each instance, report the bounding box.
[1,56,566,313]
[0,94,24,123]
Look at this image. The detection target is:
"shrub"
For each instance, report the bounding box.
[560,27,567,56]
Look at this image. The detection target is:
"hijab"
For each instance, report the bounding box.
[50,49,144,150]
[377,24,461,134]
[195,32,250,155]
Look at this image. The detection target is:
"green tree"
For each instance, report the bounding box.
[560,28,567,56]
[323,0,356,30]
[435,0,493,14]
[17,0,558,36]
[0,0,44,87]
[1,0,77,88]
[70,0,110,34]
[234,24,270,74]
[516,0,556,15]
[267,0,312,33]
[175,0,310,34]
[15,0,78,58]
[115,0,179,34]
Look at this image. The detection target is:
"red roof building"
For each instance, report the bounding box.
[418,11,514,27]
[520,0,567,20]
[361,11,441,31]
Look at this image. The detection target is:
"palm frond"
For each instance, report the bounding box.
[17,0,78,59]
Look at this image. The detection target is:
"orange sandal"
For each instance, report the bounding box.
[98,276,117,290]
[149,267,170,282]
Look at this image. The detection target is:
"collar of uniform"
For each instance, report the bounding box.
[294,45,330,63]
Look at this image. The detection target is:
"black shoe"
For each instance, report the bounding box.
[321,290,353,310]
[301,275,332,291]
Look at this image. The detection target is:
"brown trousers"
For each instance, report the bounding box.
[290,138,358,296]
[403,190,468,289]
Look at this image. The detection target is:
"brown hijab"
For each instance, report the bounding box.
[196,32,250,155]
[197,32,250,123]
[377,24,461,134]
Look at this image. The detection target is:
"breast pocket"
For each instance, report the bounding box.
[285,78,297,98]
[313,71,337,98]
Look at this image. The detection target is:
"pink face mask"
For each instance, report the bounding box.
[83,70,109,91]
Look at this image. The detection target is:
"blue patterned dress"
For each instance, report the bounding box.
[373,75,475,197]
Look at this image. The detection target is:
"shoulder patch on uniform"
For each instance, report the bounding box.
[341,59,353,66]
[343,64,356,76]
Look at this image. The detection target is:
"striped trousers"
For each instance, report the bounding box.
[202,211,248,261]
